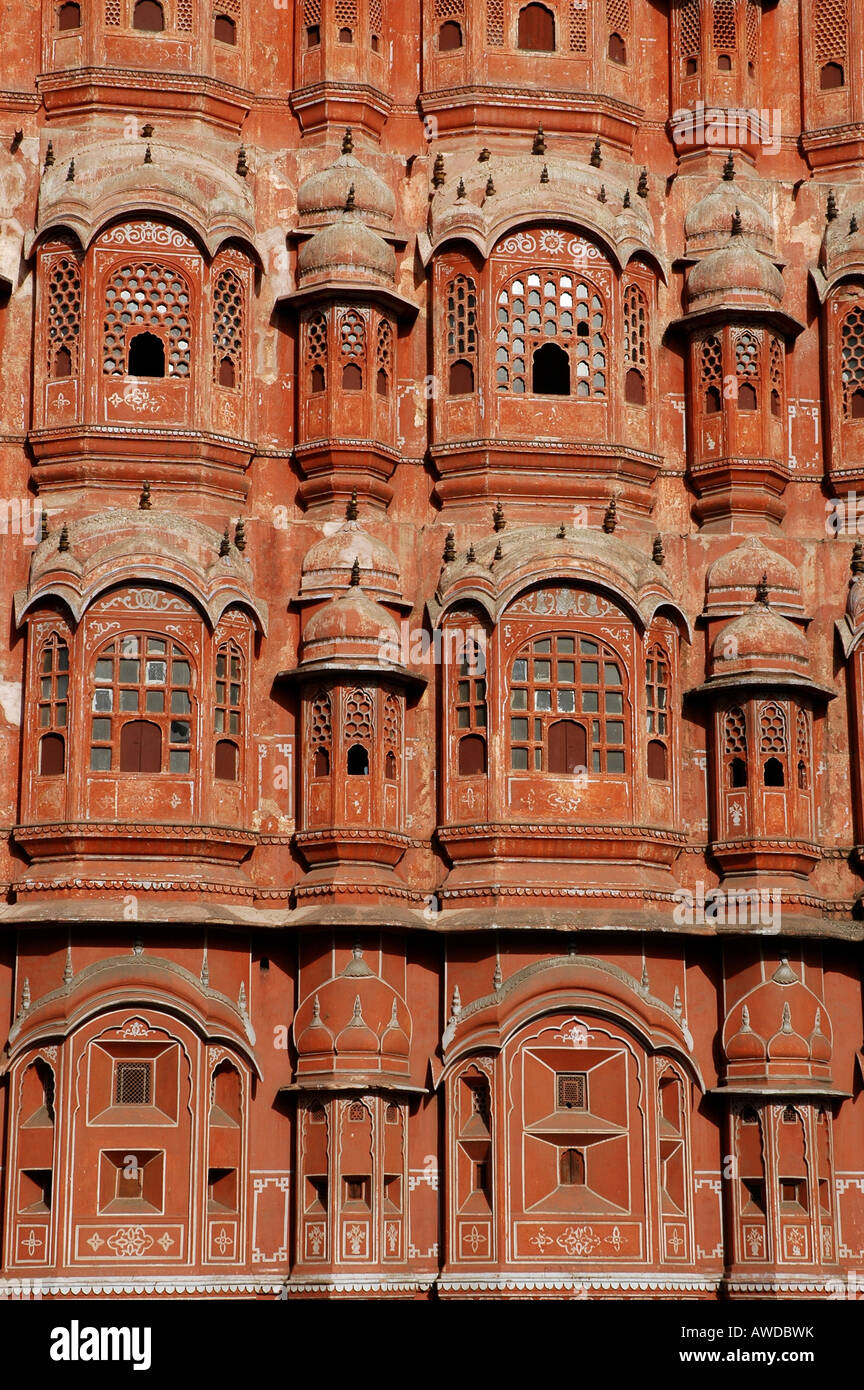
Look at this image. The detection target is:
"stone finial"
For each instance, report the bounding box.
[493,540,503,561]
[827,187,838,222]
[755,571,769,605]
[21,978,31,1012]
[781,1000,793,1033]
[58,524,70,553]
[672,985,682,1019]
[238,980,248,1015]
[623,188,631,209]
[141,123,154,138]
[63,946,73,985]
[432,153,445,187]
[466,543,476,563]
[493,956,503,992]
[345,182,356,211]
[456,177,466,199]
[236,146,248,177]
[443,529,456,562]
[602,497,617,533]
[731,206,743,236]
[200,947,209,987]
[144,143,152,164]
[44,141,54,169]
[492,500,505,532]
[346,487,359,521]
[598,184,606,203]
[342,127,354,155]
[640,959,650,993]
[540,164,549,184]
[652,534,665,565]
[852,540,864,576]
[851,214,859,235]
[590,137,602,168]
[478,147,491,162]
[637,167,648,198]
[219,527,231,557]
[485,175,495,196]
[556,523,566,538]
[722,151,735,181]
[40,509,49,542]
[532,124,546,156]
[449,984,462,1019]
[139,480,152,510]
[350,556,361,586]
[234,518,246,552]
[65,159,75,182]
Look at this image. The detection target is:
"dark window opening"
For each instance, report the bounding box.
[717,53,732,71]
[133,0,165,32]
[347,744,369,775]
[218,356,236,388]
[120,719,162,773]
[685,56,698,76]
[472,1161,489,1193]
[58,1,81,31]
[851,388,864,419]
[313,747,330,777]
[370,32,380,51]
[344,1175,369,1204]
[737,381,757,410]
[608,31,626,63]
[625,367,645,404]
[52,345,72,379]
[647,738,668,781]
[127,331,165,378]
[763,756,785,786]
[448,358,474,395]
[532,341,570,396]
[439,20,462,50]
[797,758,807,790]
[559,1148,585,1185]
[742,1177,765,1212]
[780,1177,806,1207]
[215,739,238,781]
[729,756,747,788]
[39,732,65,776]
[748,60,755,77]
[518,3,555,51]
[338,26,353,42]
[771,387,781,417]
[310,363,325,393]
[548,719,587,775]
[306,23,320,46]
[342,361,363,391]
[114,1061,152,1105]
[214,13,236,44]
[385,749,397,779]
[820,61,844,89]
[458,733,487,776]
[208,1167,238,1212]
[377,367,389,397]
[20,1170,53,1213]
[705,385,721,414]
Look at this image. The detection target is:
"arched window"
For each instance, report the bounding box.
[509,633,626,773]
[214,13,237,44]
[679,0,700,72]
[646,645,670,780]
[735,330,760,410]
[458,733,487,775]
[347,744,369,775]
[625,368,645,404]
[795,707,810,790]
[307,311,327,392]
[608,32,626,62]
[759,701,787,784]
[700,335,722,414]
[820,60,844,87]
[37,632,69,735]
[20,1058,55,1126]
[724,706,747,787]
[496,271,607,398]
[310,689,332,779]
[383,690,400,780]
[606,0,630,62]
[57,1,81,29]
[215,640,242,780]
[344,688,373,774]
[518,3,555,51]
[559,1148,585,1185]
[841,304,864,419]
[376,318,393,398]
[453,635,487,775]
[446,274,477,396]
[103,262,191,379]
[40,733,65,776]
[47,255,81,380]
[133,0,165,31]
[532,341,570,395]
[439,20,462,49]
[213,267,244,391]
[342,362,362,390]
[547,719,586,773]
[738,382,757,410]
[89,633,194,774]
[339,309,366,391]
[210,1061,242,1125]
[623,280,648,402]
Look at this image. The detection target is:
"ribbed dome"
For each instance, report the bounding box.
[301,521,401,602]
[297,152,396,225]
[684,178,774,255]
[292,947,412,1077]
[687,241,784,308]
[721,959,833,1084]
[302,586,398,647]
[711,598,809,676]
[706,537,802,616]
[725,1005,765,1062]
[298,212,396,286]
[767,1002,810,1060]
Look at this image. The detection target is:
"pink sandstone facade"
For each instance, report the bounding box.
[0,0,864,1299]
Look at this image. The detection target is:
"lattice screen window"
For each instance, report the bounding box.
[496,271,607,397]
[103,262,191,377]
[376,318,393,395]
[383,692,400,778]
[712,0,737,52]
[569,0,586,50]
[214,641,242,738]
[841,304,864,418]
[745,0,758,68]
[435,0,463,12]
[486,0,504,44]
[606,0,630,35]
[176,0,193,28]
[700,335,723,412]
[623,283,647,369]
[769,336,784,415]
[307,312,327,391]
[304,0,321,21]
[336,0,358,39]
[759,702,787,753]
[105,0,121,21]
[310,689,332,776]
[814,0,847,71]
[37,634,69,776]
[724,707,747,754]
[340,310,367,360]
[679,0,700,67]
[795,708,810,789]
[114,1061,152,1105]
[213,268,243,390]
[369,0,383,42]
[47,257,81,379]
[446,274,477,393]
[735,331,760,379]
[557,1073,588,1110]
[344,689,374,741]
